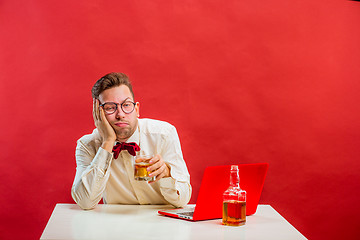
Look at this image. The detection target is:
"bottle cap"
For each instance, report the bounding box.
[231,165,238,171]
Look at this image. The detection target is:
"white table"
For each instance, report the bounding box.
[40,204,307,240]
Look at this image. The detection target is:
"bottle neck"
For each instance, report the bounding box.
[229,170,240,188]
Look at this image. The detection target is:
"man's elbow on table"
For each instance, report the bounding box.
[71,189,99,210]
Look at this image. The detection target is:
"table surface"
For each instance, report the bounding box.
[40,204,307,240]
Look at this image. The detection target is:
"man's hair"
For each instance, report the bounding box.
[91,72,135,100]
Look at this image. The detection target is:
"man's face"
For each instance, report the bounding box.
[98,85,140,142]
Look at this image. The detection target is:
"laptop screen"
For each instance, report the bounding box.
[192,163,269,220]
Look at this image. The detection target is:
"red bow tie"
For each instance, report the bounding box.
[112,142,140,158]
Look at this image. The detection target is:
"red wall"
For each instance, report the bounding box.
[1,0,360,239]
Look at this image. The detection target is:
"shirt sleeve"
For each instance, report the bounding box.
[71,139,113,210]
[158,125,192,208]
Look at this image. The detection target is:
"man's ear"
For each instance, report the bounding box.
[135,102,140,117]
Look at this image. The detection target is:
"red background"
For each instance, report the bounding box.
[1,0,360,239]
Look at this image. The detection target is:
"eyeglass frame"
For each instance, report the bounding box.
[100,100,137,115]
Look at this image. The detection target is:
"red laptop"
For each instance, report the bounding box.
[158,163,269,221]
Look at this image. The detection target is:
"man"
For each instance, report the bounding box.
[71,72,192,210]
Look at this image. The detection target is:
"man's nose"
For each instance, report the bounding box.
[115,104,126,118]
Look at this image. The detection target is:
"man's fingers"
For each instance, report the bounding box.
[149,163,166,178]
[141,154,170,182]
[148,157,163,173]
[151,171,165,183]
[96,99,102,121]
[149,155,160,164]
[93,98,100,122]
[92,98,97,121]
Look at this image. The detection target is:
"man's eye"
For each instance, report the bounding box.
[104,104,116,110]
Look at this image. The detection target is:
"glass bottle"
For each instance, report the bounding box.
[222,165,247,226]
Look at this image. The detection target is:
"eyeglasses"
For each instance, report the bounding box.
[100,101,136,114]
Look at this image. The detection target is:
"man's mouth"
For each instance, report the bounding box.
[114,122,129,127]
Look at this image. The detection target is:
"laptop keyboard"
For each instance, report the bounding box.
[178,211,194,217]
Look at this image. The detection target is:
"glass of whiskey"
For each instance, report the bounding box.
[134,154,155,181]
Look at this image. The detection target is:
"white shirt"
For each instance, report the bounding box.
[71,118,192,209]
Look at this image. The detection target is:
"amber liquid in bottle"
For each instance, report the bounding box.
[223,200,246,226]
[222,165,246,226]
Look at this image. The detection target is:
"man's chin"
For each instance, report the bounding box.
[115,129,132,141]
